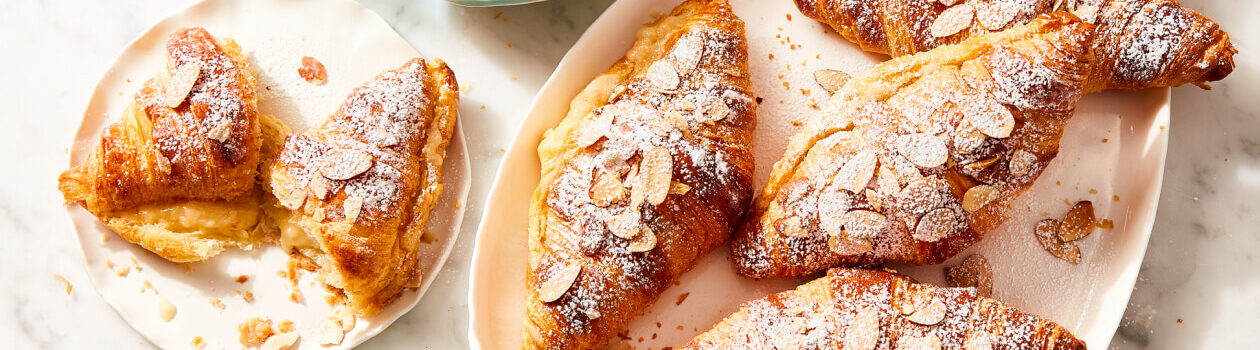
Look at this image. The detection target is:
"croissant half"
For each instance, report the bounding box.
[681,268,1085,349]
[266,58,459,316]
[731,14,1094,278]
[795,0,1235,91]
[524,0,756,348]
[59,27,281,262]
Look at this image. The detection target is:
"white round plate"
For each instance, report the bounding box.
[63,0,471,348]
[467,0,1168,348]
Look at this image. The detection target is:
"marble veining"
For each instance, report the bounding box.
[0,0,1253,349]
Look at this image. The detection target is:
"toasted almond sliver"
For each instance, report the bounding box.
[777,216,809,238]
[930,3,974,38]
[814,69,852,93]
[669,181,691,195]
[164,61,201,108]
[309,172,330,200]
[577,112,614,148]
[343,196,364,222]
[963,157,999,172]
[828,234,873,255]
[260,332,300,350]
[962,185,999,212]
[843,307,880,350]
[1059,201,1096,241]
[914,208,957,242]
[158,298,176,322]
[818,189,853,237]
[833,150,878,194]
[318,319,344,345]
[590,170,624,207]
[647,60,681,91]
[1008,149,1038,177]
[976,1,1019,31]
[671,34,705,74]
[321,149,374,180]
[963,98,1015,138]
[154,150,172,175]
[946,254,993,297]
[897,133,949,168]
[865,189,884,212]
[844,210,886,241]
[207,121,231,142]
[897,177,946,215]
[608,209,641,239]
[277,185,307,210]
[1072,5,1101,24]
[538,263,582,303]
[627,226,658,252]
[641,147,674,206]
[897,334,943,350]
[877,165,902,195]
[905,293,947,325]
[1034,219,1080,264]
[367,126,399,147]
[965,331,996,350]
[702,96,730,124]
[954,128,987,155]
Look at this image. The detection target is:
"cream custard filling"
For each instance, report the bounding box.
[115,199,264,243]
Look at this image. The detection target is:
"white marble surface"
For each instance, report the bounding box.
[0,0,1254,349]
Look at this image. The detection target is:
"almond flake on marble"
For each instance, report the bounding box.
[843,307,880,350]
[963,98,1015,138]
[206,121,231,142]
[318,319,344,345]
[1058,200,1096,241]
[164,61,201,108]
[1034,218,1080,264]
[914,208,956,242]
[814,69,851,93]
[668,181,691,195]
[647,61,681,91]
[965,331,996,350]
[308,172,330,200]
[930,3,974,38]
[538,263,582,303]
[1008,149,1037,176]
[818,189,853,237]
[627,226,658,252]
[962,184,999,212]
[260,332,299,350]
[946,254,993,297]
[321,149,374,180]
[641,147,673,205]
[590,170,624,207]
[844,210,886,241]
[777,216,809,238]
[897,334,943,350]
[833,150,878,193]
[608,209,641,239]
[897,133,949,168]
[577,112,614,148]
[343,196,364,222]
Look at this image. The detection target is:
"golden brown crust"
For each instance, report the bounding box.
[731,14,1094,278]
[795,0,1236,91]
[524,1,755,348]
[681,268,1085,349]
[267,58,459,316]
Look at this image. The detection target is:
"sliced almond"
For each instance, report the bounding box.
[366,126,399,147]
[321,149,374,180]
[897,133,949,168]
[844,210,886,241]
[1007,149,1037,177]
[833,151,878,193]
[877,165,902,195]
[1072,5,1100,24]
[260,332,299,350]
[963,157,999,172]
[962,185,999,212]
[905,294,946,325]
[277,185,307,210]
[207,121,231,142]
[538,263,582,303]
[577,112,614,148]
[647,60,681,91]
[965,331,996,350]
[946,254,993,297]
[818,189,853,237]
[843,307,880,350]
[640,147,674,205]
[318,319,344,345]
[914,208,956,242]
[608,209,641,239]
[865,189,885,212]
[154,150,172,175]
[814,69,851,93]
[308,172,330,200]
[1058,201,1096,241]
[158,298,176,322]
[164,61,201,108]
[976,1,1019,31]
[700,96,730,124]
[930,3,974,38]
[829,234,873,255]
[1034,219,1080,264]
[343,196,364,222]
[776,216,809,238]
[590,170,624,207]
[954,128,987,155]
[897,178,946,215]
[669,181,691,195]
[897,334,943,350]
[963,98,1015,138]
[627,226,658,252]
[607,85,627,103]
[671,34,705,74]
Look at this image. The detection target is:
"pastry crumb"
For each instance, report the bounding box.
[158,298,176,322]
[53,274,72,295]
[209,298,225,309]
[238,317,275,346]
[141,280,156,294]
[298,56,327,85]
[675,292,690,305]
[277,320,296,333]
[114,264,130,277]
[318,319,345,346]
[261,331,300,350]
[235,275,250,284]
[190,336,205,349]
